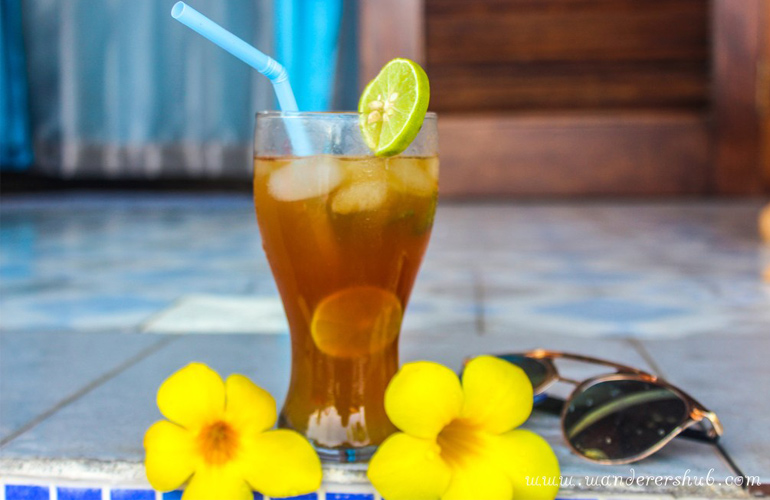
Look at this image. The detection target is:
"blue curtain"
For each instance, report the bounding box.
[20,0,356,179]
[0,0,33,170]
[275,0,342,111]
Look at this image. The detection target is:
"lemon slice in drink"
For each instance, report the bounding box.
[359,58,430,157]
[311,286,402,358]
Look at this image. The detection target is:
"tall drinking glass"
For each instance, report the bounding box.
[253,112,438,462]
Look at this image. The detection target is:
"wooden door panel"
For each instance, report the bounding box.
[427,0,709,65]
[712,0,765,195]
[359,0,767,196]
[426,0,709,113]
[438,112,709,197]
[430,61,708,112]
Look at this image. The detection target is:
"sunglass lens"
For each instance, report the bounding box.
[563,379,688,462]
[497,355,550,391]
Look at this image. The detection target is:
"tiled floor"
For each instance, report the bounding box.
[1,193,768,499]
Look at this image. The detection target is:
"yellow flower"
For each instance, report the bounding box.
[144,363,322,500]
[368,356,560,500]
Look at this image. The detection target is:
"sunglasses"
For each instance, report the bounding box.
[495,349,723,465]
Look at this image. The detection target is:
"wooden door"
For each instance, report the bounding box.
[359,0,769,197]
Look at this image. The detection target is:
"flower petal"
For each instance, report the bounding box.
[182,463,253,500]
[460,355,533,434]
[368,432,451,500]
[385,361,464,438]
[238,429,322,498]
[441,458,512,500]
[157,363,226,430]
[492,430,560,500]
[143,420,198,491]
[225,374,277,433]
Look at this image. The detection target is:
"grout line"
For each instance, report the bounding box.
[714,441,751,495]
[472,268,486,335]
[0,336,178,448]
[137,296,187,333]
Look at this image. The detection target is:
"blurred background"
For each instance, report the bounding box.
[1,0,769,197]
[0,0,359,184]
[1,4,769,495]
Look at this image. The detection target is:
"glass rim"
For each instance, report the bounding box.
[255,111,438,120]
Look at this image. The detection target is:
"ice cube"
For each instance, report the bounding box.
[268,156,344,202]
[387,158,437,197]
[343,157,388,183]
[331,179,388,214]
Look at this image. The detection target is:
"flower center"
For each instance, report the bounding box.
[436,419,485,469]
[198,421,239,465]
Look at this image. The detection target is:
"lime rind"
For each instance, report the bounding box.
[358,58,430,157]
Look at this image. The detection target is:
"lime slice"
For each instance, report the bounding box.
[358,58,430,157]
[311,286,402,358]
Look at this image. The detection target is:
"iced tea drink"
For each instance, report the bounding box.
[254,112,438,462]
[253,111,438,461]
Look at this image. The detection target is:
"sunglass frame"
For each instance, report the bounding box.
[519,349,723,465]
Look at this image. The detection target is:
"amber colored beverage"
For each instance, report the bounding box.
[253,154,438,457]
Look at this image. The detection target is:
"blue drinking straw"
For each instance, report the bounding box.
[171,2,311,155]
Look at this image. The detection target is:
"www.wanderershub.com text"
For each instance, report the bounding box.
[526,469,762,489]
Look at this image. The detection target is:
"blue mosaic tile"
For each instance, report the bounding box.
[274,494,317,500]
[326,494,374,500]
[542,268,638,285]
[0,263,35,280]
[161,491,183,500]
[57,487,102,500]
[5,484,50,500]
[30,295,168,317]
[110,489,156,500]
[0,294,171,331]
[535,298,687,322]
[1,197,767,498]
